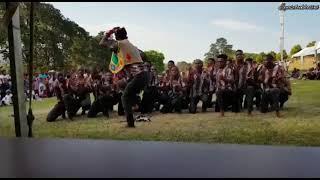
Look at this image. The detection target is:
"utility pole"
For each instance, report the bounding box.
[6,2,28,137]
[279,2,285,61]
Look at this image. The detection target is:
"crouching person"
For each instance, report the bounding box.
[259,54,284,117]
[215,54,236,116]
[188,59,211,113]
[47,73,67,122]
[88,72,115,118]
[279,76,292,109]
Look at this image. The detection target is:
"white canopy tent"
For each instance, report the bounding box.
[291,42,320,64]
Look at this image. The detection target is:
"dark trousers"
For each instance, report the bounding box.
[234,89,244,113]
[87,95,114,118]
[63,94,82,119]
[244,88,262,110]
[80,93,91,114]
[260,88,280,113]
[159,92,170,113]
[254,89,262,109]
[114,92,125,116]
[161,94,184,113]
[279,89,289,108]
[122,72,148,127]
[189,94,209,113]
[207,92,214,109]
[216,89,236,112]
[46,101,66,122]
[141,86,158,114]
[244,86,256,113]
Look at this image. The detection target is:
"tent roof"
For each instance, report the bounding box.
[316,41,320,50]
[292,46,316,58]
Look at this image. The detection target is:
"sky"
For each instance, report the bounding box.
[49,2,320,63]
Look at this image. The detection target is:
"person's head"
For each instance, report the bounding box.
[235,50,244,63]
[217,54,228,69]
[158,74,164,81]
[151,65,157,74]
[6,90,11,95]
[170,66,180,78]
[263,54,275,69]
[143,61,152,72]
[167,60,175,70]
[245,57,253,65]
[105,71,113,82]
[207,57,215,67]
[139,50,147,62]
[66,73,71,79]
[193,59,203,70]
[78,68,85,76]
[114,27,128,40]
[57,73,64,82]
[226,58,233,66]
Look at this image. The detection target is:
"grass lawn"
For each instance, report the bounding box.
[1,80,320,146]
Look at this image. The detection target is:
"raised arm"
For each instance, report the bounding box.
[99,27,119,51]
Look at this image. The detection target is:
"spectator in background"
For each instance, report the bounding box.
[315,63,320,80]
[0,72,11,100]
[302,68,316,80]
[48,72,57,97]
[291,68,301,79]
[1,90,13,106]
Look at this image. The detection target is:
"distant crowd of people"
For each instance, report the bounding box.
[291,62,320,80]
[0,68,61,107]
[0,69,12,106]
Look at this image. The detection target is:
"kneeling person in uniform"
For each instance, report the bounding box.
[47,73,67,122]
[87,72,115,118]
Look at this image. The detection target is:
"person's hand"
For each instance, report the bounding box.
[112,27,120,32]
[106,27,120,35]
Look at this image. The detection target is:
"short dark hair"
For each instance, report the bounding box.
[236,50,243,54]
[144,61,152,65]
[115,27,128,40]
[168,60,175,64]
[57,73,64,77]
[217,54,228,60]
[265,54,275,61]
[246,58,253,62]
[139,50,147,62]
[208,57,215,61]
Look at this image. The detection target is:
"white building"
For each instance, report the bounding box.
[290,42,320,70]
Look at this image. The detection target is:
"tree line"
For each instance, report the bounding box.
[0,3,166,73]
[0,2,316,73]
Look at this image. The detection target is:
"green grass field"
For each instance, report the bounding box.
[1,80,320,146]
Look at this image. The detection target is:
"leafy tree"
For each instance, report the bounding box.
[144,50,165,73]
[306,41,316,47]
[276,50,288,61]
[268,51,277,59]
[204,37,233,64]
[290,44,302,56]
[256,52,266,63]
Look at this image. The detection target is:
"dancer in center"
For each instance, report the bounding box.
[99,27,149,128]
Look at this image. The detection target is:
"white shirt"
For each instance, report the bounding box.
[2,94,13,105]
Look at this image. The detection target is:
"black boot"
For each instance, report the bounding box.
[62,112,66,119]
[126,114,135,128]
